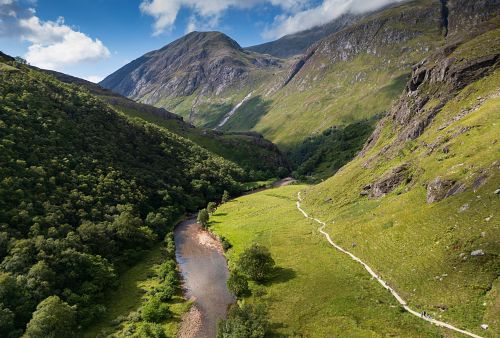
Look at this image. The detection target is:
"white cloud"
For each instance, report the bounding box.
[1,1,110,71]
[85,75,104,83]
[18,15,110,70]
[263,0,406,39]
[140,0,310,35]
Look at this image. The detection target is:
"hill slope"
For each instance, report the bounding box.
[301,16,500,336]
[100,31,284,127]
[47,70,290,179]
[0,55,245,336]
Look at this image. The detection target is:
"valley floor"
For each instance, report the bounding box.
[211,185,445,337]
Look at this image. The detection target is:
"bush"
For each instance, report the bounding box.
[154,283,176,302]
[207,202,217,214]
[227,270,250,298]
[237,244,275,282]
[135,322,167,338]
[221,190,230,204]
[141,297,171,323]
[197,209,209,228]
[217,303,269,338]
[220,236,232,251]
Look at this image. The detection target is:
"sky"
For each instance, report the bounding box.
[0,0,404,82]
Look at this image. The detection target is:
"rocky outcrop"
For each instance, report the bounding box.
[446,0,500,37]
[361,164,411,198]
[279,0,443,90]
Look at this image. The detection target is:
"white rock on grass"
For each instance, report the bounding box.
[471,249,485,256]
[480,324,488,330]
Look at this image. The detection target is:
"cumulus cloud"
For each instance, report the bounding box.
[263,0,407,39]
[1,0,110,71]
[140,0,310,35]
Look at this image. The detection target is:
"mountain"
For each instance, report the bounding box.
[46,70,290,178]
[0,53,253,336]
[302,14,500,335]
[100,31,284,127]
[246,13,360,58]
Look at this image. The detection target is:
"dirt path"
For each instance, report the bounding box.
[296,191,484,338]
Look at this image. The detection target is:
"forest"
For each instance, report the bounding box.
[0,58,245,337]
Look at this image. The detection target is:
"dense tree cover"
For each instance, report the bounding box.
[288,119,377,181]
[0,60,245,336]
[217,303,270,338]
[236,244,275,283]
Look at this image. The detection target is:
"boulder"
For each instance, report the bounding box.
[426,177,455,203]
[371,164,410,198]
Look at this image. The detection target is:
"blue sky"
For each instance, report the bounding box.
[0,0,402,82]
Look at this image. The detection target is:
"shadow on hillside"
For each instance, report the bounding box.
[266,266,296,285]
[220,95,272,131]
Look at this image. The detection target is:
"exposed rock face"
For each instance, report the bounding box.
[363,164,410,198]
[100,32,282,105]
[426,177,467,203]
[447,0,500,36]
[279,0,444,90]
[246,13,360,58]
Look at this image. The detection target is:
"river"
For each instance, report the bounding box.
[174,178,295,337]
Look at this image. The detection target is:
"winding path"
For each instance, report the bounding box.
[296,192,484,338]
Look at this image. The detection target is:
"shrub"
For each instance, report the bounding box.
[135,322,167,338]
[227,270,250,298]
[207,202,217,214]
[141,297,171,323]
[221,190,230,204]
[237,244,275,282]
[197,209,209,228]
[217,303,269,338]
[220,236,232,251]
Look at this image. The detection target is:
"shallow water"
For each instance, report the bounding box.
[174,218,235,338]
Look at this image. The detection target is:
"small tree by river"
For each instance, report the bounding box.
[237,244,275,283]
[197,209,209,228]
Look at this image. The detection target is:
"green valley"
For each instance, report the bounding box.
[1,0,499,337]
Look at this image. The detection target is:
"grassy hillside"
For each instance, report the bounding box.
[211,185,442,337]
[232,0,444,149]
[300,22,500,337]
[0,56,245,337]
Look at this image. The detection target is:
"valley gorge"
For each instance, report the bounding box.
[0,0,499,337]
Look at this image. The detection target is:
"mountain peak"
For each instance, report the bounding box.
[159,30,243,53]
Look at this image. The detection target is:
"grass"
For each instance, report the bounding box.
[83,243,189,337]
[0,62,19,72]
[211,185,443,337]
